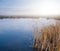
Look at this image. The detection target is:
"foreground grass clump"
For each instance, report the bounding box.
[33,24,60,51]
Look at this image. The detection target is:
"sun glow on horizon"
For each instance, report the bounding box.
[30,1,60,16]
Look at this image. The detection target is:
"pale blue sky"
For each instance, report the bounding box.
[0,0,60,16]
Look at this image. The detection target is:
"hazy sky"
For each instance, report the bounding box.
[0,0,60,16]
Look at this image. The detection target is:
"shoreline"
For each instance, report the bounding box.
[0,16,60,20]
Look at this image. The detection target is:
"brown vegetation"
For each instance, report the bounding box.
[33,23,60,51]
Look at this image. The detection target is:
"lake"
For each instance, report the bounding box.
[0,18,56,51]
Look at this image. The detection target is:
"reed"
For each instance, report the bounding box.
[33,23,60,51]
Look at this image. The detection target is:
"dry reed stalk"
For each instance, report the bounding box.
[34,23,60,51]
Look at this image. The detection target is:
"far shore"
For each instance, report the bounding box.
[0,15,60,20]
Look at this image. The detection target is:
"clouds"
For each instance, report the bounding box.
[0,0,60,15]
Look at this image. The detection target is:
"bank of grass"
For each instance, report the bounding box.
[34,23,60,51]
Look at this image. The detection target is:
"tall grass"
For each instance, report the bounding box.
[33,23,60,51]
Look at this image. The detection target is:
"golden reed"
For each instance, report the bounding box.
[33,23,60,51]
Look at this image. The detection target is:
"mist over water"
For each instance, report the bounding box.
[0,18,56,51]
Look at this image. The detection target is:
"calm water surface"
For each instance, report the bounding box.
[0,18,56,51]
